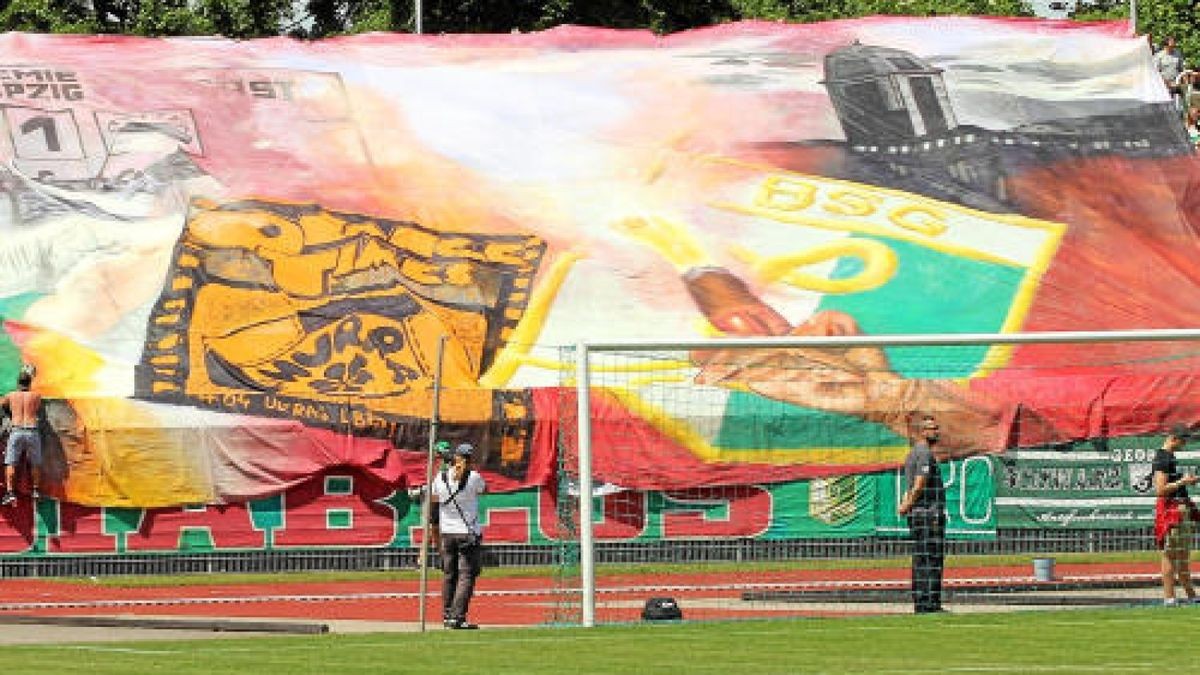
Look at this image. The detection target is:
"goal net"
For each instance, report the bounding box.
[551,329,1200,625]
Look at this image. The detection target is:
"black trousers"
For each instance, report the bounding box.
[908,509,946,612]
[440,533,483,621]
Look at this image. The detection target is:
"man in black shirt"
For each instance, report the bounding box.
[1153,426,1199,605]
[899,414,946,614]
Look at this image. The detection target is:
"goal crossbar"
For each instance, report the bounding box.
[579,328,1200,353]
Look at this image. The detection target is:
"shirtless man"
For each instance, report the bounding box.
[1,365,42,505]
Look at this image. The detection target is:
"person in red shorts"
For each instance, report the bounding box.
[1153,426,1200,606]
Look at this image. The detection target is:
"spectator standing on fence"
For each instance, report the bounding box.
[1153,426,1199,606]
[432,442,487,629]
[1155,37,1186,110]
[1,364,42,506]
[898,414,947,614]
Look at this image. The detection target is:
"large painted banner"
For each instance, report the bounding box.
[0,18,1198,508]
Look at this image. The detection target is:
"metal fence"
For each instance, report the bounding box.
[0,527,1156,579]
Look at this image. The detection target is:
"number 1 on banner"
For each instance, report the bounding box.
[2,106,91,180]
[6,108,83,159]
[20,116,63,153]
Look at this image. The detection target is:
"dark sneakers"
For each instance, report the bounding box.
[0,489,42,505]
[446,619,479,630]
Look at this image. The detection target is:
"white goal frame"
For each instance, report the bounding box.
[572,328,1200,626]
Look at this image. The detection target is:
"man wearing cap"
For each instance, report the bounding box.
[1153,426,1200,605]
[431,442,487,629]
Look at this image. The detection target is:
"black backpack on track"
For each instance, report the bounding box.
[641,597,682,621]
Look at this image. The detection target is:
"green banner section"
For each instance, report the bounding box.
[820,237,1026,379]
[874,457,997,540]
[993,434,1199,529]
[763,457,995,540]
[764,476,879,539]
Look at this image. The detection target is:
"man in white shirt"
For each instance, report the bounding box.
[431,442,487,629]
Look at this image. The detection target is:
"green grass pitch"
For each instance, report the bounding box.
[2,606,1187,674]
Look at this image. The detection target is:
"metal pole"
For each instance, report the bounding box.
[417,334,447,632]
[574,342,596,628]
[415,0,422,34]
[1130,0,1137,35]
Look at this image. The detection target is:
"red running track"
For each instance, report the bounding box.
[0,561,1161,627]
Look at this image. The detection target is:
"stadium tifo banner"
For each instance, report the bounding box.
[0,461,992,554]
[994,434,1200,530]
[0,19,1199,509]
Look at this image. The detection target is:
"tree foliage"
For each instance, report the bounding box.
[0,0,92,33]
[0,0,291,36]
[191,0,293,38]
[1132,0,1200,66]
[0,0,1039,35]
[730,0,1031,22]
[331,0,1037,35]
[0,0,1187,67]
[1071,0,1128,21]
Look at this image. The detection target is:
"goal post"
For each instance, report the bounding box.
[565,328,1200,627]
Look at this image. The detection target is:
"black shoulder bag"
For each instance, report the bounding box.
[444,469,483,549]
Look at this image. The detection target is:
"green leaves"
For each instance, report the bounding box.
[130,0,214,36]
[0,0,1034,35]
[3,0,1185,55]
[723,0,1032,23]
[0,0,293,36]
[0,0,92,33]
[1136,0,1200,66]
[191,0,292,38]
